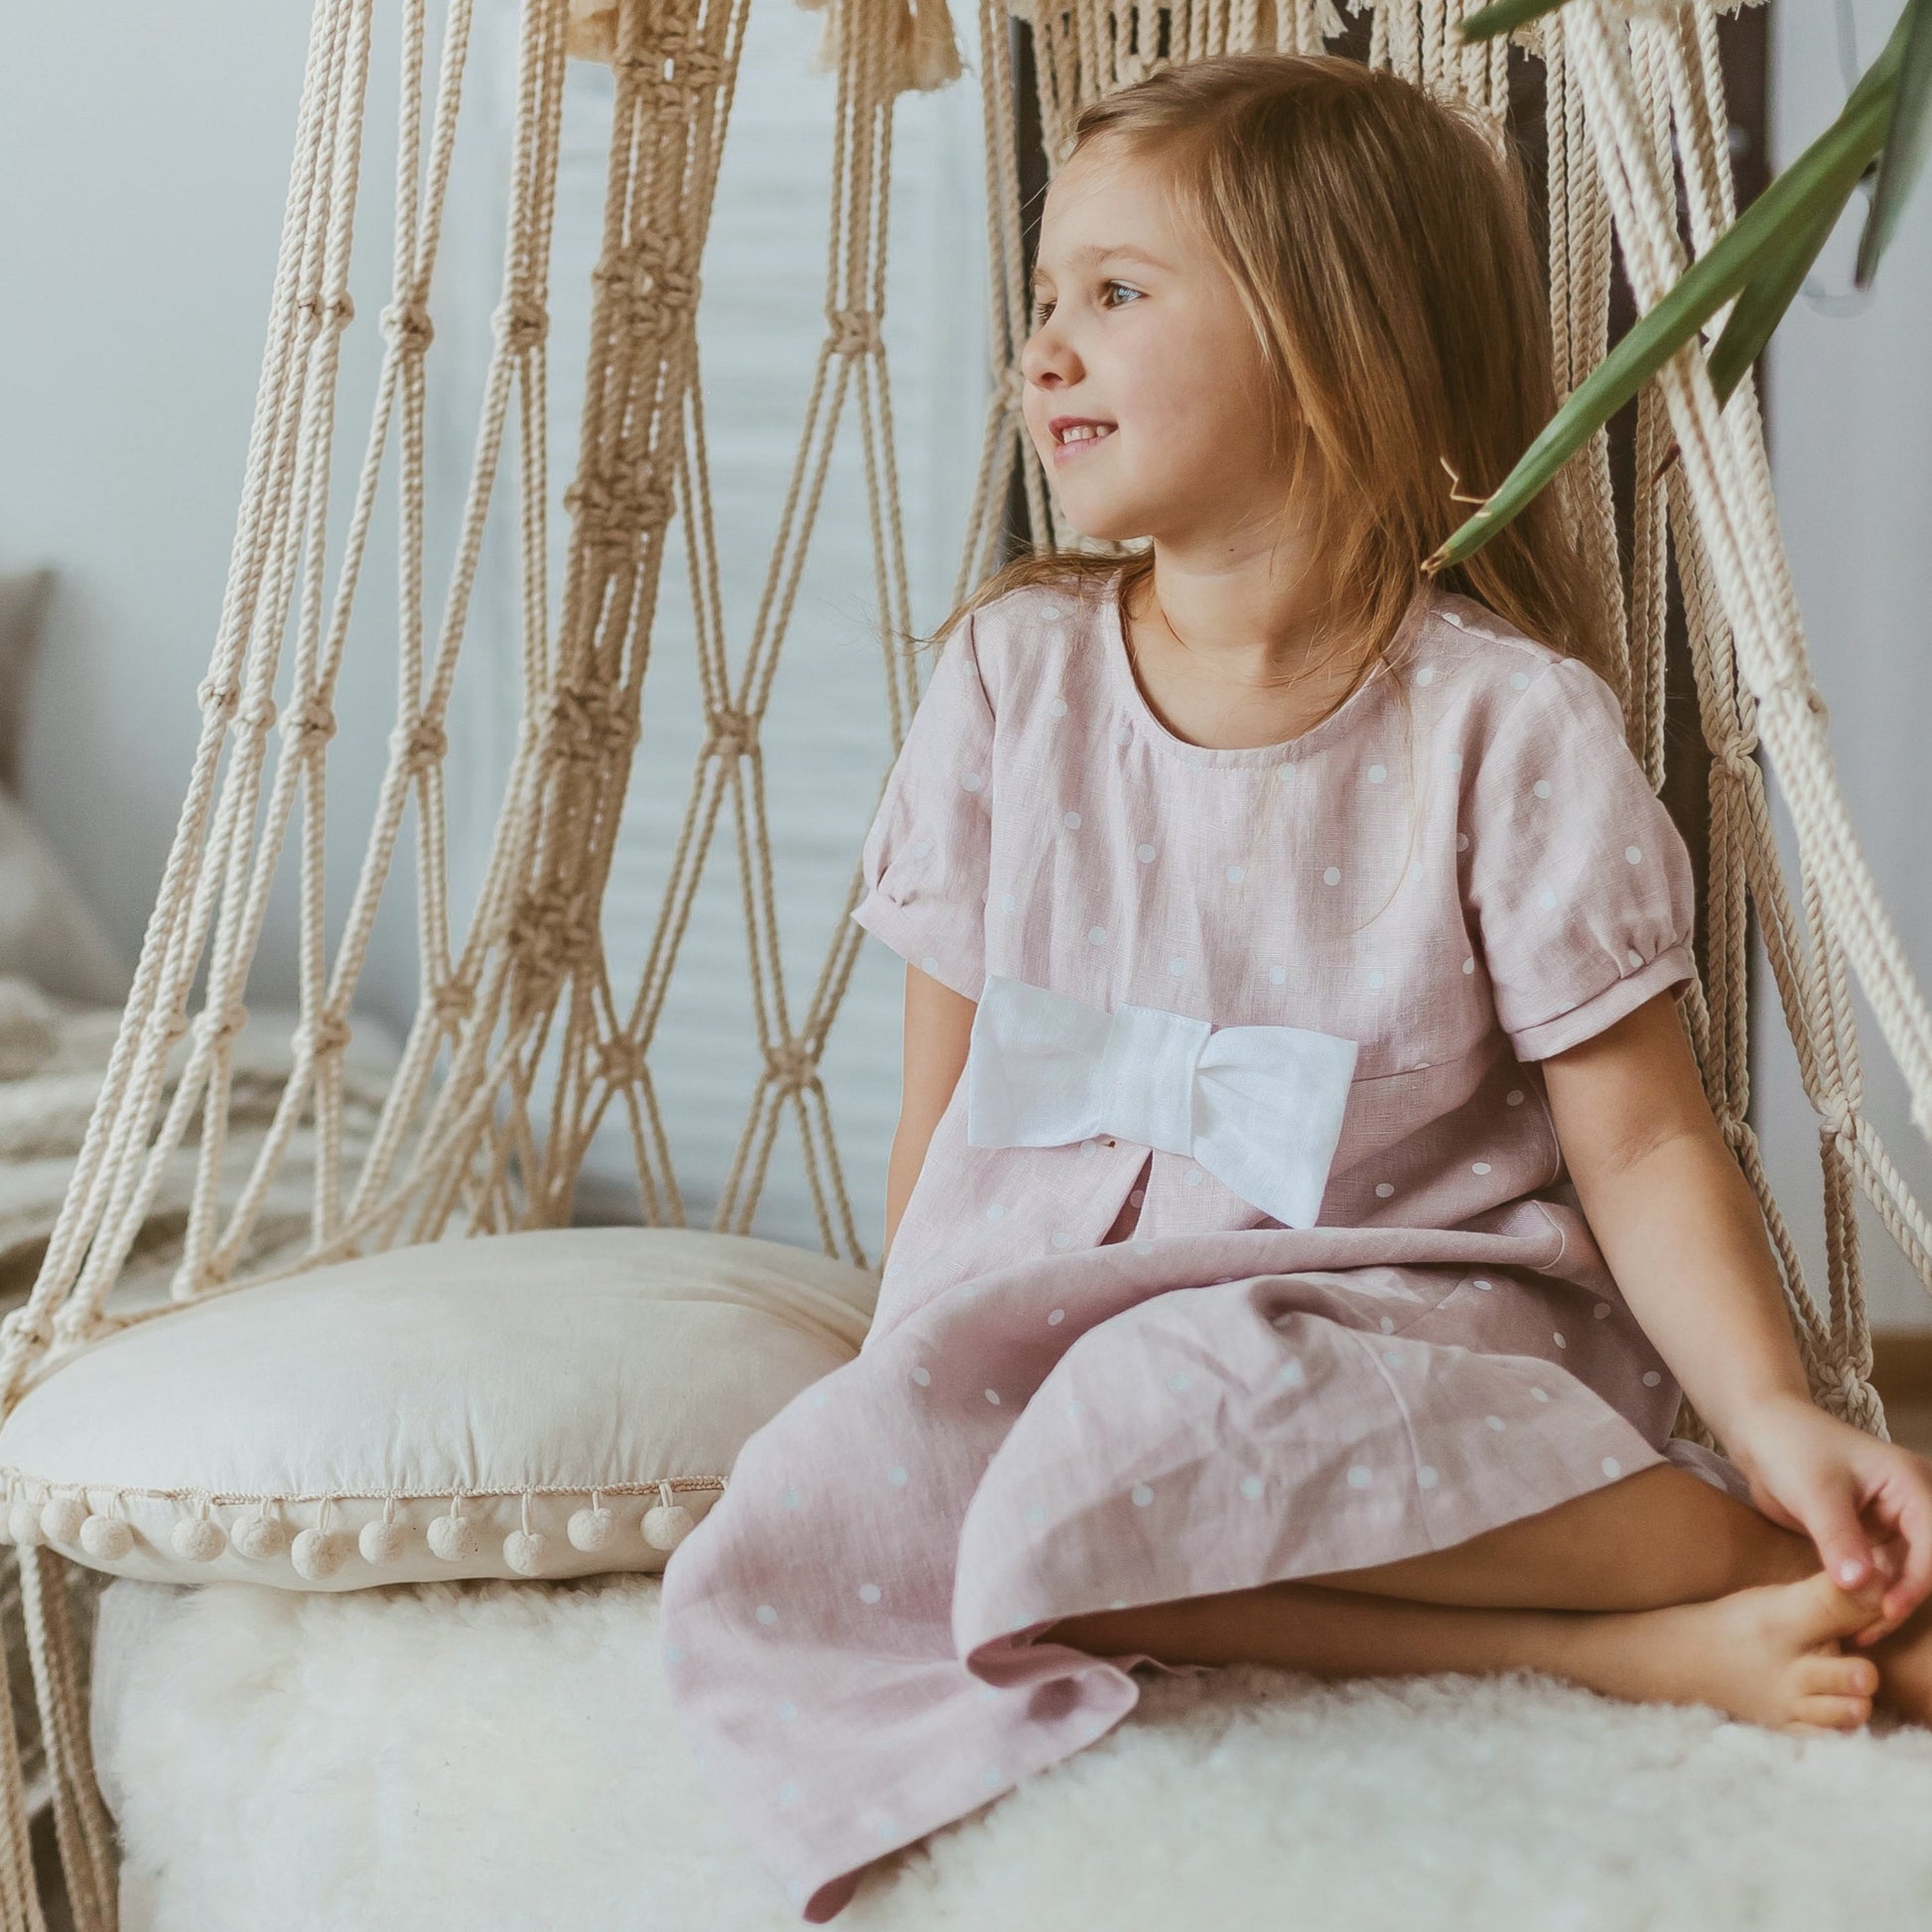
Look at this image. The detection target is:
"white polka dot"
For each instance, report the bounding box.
[921,955,939,973]
[1063,809,1081,829]
[1323,866,1342,886]
[1462,956,1475,975]
[1047,696,1068,718]
[911,1365,931,1386]
[1187,751,1207,769]
[1183,1169,1203,1187]
[1386,1348,1405,1368]
[1417,1465,1439,1488]
[1531,1386,1550,1402]
[1081,1139,1097,1155]
[1050,1231,1072,1250]
[888,1464,908,1486]
[985,1388,1002,1404]
[1448,751,1463,770]
[1510,670,1530,690]
[1484,1415,1506,1432]
[1455,831,1470,853]
[1046,1308,1066,1326]
[1226,864,1246,884]
[1625,845,1643,865]
[1276,761,1297,781]
[1240,1475,1265,1500]
[1001,892,1017,911]
[1472,1278,1493,1291]
[1593,1303,1611,1320]
[1025,1506,1045,1526]
[1109,1599,1128,1611]
[810,1390,829,1407]
[1346,1465,1372,1488]
[1280,1359,1306,1386]
[1642,1370,1662,1387]
[1409,861,1424,882]
[1379,1315,1396,1333]
[1169,955,1186,976]
[1131,1484,1155,1507]
[778,1700,799,1721]
[1532,778,1552,798]
[986,1202,1005,1221]
[1269,965,1287,986]
[1136,842,1156,863]
[665,1644,682,1662]
[1375,1181,1395,1198]
[1553,1332,1567,1348]
[1170,1373,1190,1393]
[1129,1188,1146,1206]
[1134,1240,1157,1257]
[1472,1161,1492,1174]
[1627,948,1645,967]
[782,1486,802,1508]
[858,1583,883,1603]
[757,1603,778,1624]
[1066,1401,1083,1421]
[1087,925,1108,945]
[1114,724,1133,747]
[961,771,984,791]
[910,839,931,858]
[1416,666,1436,686]
[1506,1088,1525,1105]
[1600,1457,1621,1479]
[1368,763,1387,784]
[1367,969,1386,990]
[1539,889,1558,909]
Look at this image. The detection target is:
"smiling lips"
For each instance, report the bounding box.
[1047,416,1116,460]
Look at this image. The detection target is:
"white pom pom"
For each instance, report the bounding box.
[172,1516,227,1563]
[232,1514,288,1561]
[290,1528,346,1581]
[641,1501,695,1552]
[427,1513,479,1562]
[359,1519,408,1566]
[8,1500,43,1549]
[40,1495,88,1546]
[79,1514,134,1562]
[567,1505,616,1553]
[503,1529,548,1577]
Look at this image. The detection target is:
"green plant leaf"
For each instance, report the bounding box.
[1425,17,1908,574]
[1707,186,1857,408]
[1455,0,1568,45]
[1856,0,1932,286]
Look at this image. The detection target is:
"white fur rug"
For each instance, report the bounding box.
[90,1572,1932,1932]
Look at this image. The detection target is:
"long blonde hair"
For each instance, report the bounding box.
[906,52,1612,694]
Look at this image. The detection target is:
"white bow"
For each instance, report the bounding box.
[964,975,1359,1230]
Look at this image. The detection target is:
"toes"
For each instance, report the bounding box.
[1792,1693,1872,1732]
[1786,1569,1889,1647]
[1799,1653,1880,1699]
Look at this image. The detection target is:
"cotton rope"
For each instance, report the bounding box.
[1,0,1930,1923]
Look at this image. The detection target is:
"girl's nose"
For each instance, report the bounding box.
[1021,321,1076,389]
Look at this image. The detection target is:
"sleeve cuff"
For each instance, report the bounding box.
[849,897,984,1003]
[1506,940,1696,1061]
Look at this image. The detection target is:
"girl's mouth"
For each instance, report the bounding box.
[1050,423,1116,465]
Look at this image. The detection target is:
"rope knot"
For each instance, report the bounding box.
[298,291,356,337]
[197,1002,250,1046]
[1715,728,1758,780]
[548,680,637,762]
[507,889,598,984]
[828,308,882,356]
[393,716,450,772]
[1816,1093,1857,1143]
[199,678,242,724]
[430,979,476,1030]
[493,300,549,354]
[997,365,1026,410]
[704,705,758,760]
[0,1308,52,1355]
[283,697,339,750]
[597,1037,647,1088]
[299,1015,353,1060]
[161,1006,193,1045]
[238,695,279,735]
[764,1039,820,1096]
[564,474,675,561]
[380,301,436,356]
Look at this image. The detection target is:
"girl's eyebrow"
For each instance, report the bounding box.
[1030,242,1168,290]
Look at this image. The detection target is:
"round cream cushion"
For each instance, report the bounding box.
[0,1226,876,1589]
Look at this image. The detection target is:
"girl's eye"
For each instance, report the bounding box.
[1028,281,1140,328]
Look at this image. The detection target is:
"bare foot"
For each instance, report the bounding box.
[1866,1594,1932,1725]
[1563,1569,1883,1735]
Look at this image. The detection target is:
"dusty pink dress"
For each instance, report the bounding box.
[658,569,1749,1920]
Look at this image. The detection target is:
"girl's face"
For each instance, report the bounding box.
[1022,141,1288,553]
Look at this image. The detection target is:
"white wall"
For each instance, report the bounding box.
[1760,0,1932,1331]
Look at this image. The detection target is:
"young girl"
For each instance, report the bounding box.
[659,52,1932,1921]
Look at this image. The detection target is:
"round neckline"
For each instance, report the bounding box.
[1101,569,1437,768]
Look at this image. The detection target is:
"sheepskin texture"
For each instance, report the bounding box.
[92,1573,1932,1931]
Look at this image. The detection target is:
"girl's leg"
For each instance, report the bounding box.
[1051,1572,1882,1735]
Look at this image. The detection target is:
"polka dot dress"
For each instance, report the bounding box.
[657,572,1751,1924]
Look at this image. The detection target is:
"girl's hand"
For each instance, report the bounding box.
[1725,1391,1932,1644]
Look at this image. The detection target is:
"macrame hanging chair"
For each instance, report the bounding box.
[3,0,1931,1923]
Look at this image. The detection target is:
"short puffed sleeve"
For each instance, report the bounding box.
[1464,656,1697,1061]
[849,610,995,1002]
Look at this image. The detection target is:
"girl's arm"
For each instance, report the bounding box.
[1541,990,1810,1443]
[883,963,976,1259]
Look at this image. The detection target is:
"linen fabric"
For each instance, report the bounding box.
[658,570,1747,1921]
